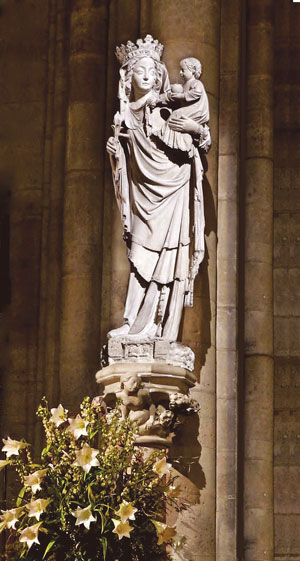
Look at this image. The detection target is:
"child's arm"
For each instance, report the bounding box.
[169,92,185,100]
[184,80,203,102]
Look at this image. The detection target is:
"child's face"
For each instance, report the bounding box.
[124,376,140,392]
[180,62,193,82]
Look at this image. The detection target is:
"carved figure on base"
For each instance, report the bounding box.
[117,374,156,431]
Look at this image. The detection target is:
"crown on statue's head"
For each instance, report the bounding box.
[115,34,164,66]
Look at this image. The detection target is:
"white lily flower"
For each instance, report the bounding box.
[26,498,51,521]
[0,507,24,529]
[24,469,48,494]
[67,414,88,439]
[71,505,96,529]
[19,522,42,550]
[2,437,30,458]
[115,500,137,523]
[49,404,67,426]
[152,457,171,478]
[112,519,133,540]
[73,445,99,473]
[0,459,10,471]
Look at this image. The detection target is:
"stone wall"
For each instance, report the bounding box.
[274,1,300,559]
[0,0,50,449]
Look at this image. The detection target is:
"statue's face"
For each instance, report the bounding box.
[132,57,156,95]
[124,375,140,393]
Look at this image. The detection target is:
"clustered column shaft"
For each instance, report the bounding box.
[243,1,274,559]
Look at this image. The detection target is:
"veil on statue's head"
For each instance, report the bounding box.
[115,34,171,98]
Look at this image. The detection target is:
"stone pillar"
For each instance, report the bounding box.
[243,1,274,560]
[59,0,108,409]
[33,0,58,450]
[139,3,220,559]
[41,1,69,408]
[216,0,240,558]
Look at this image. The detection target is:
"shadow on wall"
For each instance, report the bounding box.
[169,412,205,503]
[182,153,217,383]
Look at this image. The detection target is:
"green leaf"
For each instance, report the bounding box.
[41,443,51,456]
[42,539,55,559]
[101,537,107,561]
[87,484,94,503]
[16,486,26,506]
[99,509,106,534]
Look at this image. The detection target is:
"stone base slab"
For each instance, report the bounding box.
[102,336,195,372]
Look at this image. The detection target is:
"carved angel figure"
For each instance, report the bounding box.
[117,374,156,431]
[107,35,210,342]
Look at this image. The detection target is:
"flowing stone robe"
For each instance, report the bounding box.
[112,89,206,338]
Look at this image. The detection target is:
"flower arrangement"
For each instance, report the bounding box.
[0,397,184,561]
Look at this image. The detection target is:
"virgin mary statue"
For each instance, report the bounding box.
[106,35,210,342]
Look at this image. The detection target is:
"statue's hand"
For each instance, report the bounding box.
[168,116,200,134]
[106,136,119,156]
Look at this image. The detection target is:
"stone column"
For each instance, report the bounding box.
[59,0,108,409]
[243,1,274,560]
[216,0,240,559]
[33,0,58,450]
[41,1,69,407]
[139,3,220,559]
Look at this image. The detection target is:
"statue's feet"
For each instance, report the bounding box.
[108,322,159,340]
[128,321,158,338]
[107,323,130,339]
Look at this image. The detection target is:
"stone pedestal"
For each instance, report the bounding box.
[96,360,196,399]
[95,341,198,449]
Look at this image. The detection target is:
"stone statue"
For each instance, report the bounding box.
[106,35,211,342]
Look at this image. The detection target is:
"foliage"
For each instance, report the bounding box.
[0,397,183,561]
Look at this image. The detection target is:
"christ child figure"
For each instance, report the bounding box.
[155,57,211,154]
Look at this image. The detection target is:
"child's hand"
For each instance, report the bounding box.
[170,92,185,101]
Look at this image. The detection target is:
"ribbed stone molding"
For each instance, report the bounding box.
[216,0,240,558]
[243,1,274,560]
[40,1,68,413]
